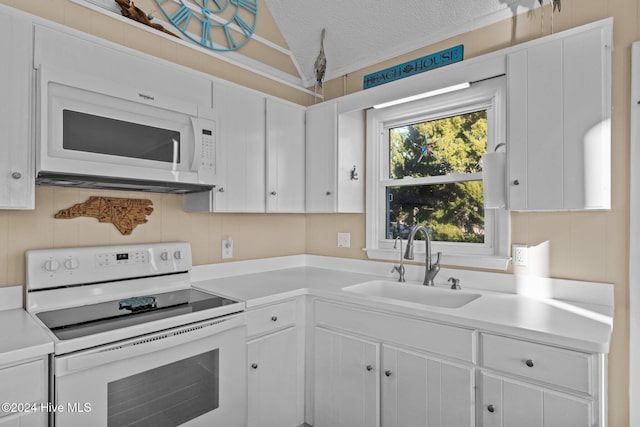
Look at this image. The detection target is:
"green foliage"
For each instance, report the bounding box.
[387,110,487,243]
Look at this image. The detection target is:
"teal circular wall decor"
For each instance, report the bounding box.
[156,0,258,51]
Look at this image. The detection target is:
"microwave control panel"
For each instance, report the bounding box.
[193,117,216,184]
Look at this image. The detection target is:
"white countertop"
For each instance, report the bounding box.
[192,258,613,354]
[0,308,54,367]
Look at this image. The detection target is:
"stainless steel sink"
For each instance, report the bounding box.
[342,280,481,308]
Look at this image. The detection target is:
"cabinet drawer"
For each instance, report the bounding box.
[247,299,297,338]
[315,300,474,362]
[481,333,592,394]
[0,359,47,417]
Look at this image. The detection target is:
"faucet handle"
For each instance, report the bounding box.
[434,251,442,266]
[448,277,461,290]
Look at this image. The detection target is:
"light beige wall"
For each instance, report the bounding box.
[0,0,309,104]
[0,0,632,425]
[0,187,306,287]
[311,2,633,426]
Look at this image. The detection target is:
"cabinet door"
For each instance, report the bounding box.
[215,83,266,212]
[306,102,338,213]
[314,328,379,427]
[508,23,611,211]
[480,372,592,427]
[382,345,473,427]
[266,99,305,213]
[337,110,365,213]
[248,327,299,427]
[0,412,46,427]
[0,11,33,209]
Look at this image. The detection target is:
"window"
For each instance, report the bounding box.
[365,77,509,268]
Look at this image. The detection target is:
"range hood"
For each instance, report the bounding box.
[36,172,215,194]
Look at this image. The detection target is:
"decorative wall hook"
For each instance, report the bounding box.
[350,165,359,181]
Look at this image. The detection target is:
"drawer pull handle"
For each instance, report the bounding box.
[525,359,534,367]
[366,365,373,371]
[271,316,278,322]
[251,363,258,370]
[487,404,496,413]
[385,370,392,377]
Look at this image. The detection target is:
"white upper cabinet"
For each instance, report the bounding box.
[306,102,338,213]
[33,26,212,109]
[213,82,266,212]
[507,20,612,211]
[305,102,364,213]
[266,99,305,213]
[0,11,34,209]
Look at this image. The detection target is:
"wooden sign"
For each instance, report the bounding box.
[55,196,153,235]
[363,45,464,89]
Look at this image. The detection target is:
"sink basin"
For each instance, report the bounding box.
[342,280,481,308]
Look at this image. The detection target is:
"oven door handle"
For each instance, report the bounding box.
[61,314,245,374]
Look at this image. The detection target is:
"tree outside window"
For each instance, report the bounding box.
[386,110,487,243]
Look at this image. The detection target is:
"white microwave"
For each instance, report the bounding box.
[36,66,217,193]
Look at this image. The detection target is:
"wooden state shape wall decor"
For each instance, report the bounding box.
[54,196,154,235]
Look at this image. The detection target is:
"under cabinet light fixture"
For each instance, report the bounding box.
[372,82,471,109]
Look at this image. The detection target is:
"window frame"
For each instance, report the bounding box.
[365,77,510,269]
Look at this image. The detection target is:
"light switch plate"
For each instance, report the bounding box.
[222,238,233,259]
[337,232,351,248]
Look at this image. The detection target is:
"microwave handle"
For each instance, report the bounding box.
[190,116,202,172]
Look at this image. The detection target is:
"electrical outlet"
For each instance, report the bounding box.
[512,244,528,267]
[337,232,351,248]
[222,238,233,259]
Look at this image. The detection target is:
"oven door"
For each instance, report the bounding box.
[54,313,246,427]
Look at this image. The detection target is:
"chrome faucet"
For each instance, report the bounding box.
[404,225,441,286]
[392,236,406,282]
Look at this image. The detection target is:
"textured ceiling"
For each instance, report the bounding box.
[264,0,542,87]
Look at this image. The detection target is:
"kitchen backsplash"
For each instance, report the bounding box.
[0,186,309,287]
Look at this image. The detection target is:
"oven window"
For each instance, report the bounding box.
[107,349,218,426]
[63,110,181,164]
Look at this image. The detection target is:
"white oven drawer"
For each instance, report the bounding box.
[481,333,592,394]
[246,299,297,338]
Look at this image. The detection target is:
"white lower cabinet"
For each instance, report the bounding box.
[248,327,299,427]
[0,357,48,427]
[478,333,600,427]
[382,345,473,427]
[313,324,474,427]
[0,412,46,427]
[480,372,592,427]
[314,328,379,427]
[246,299,302,427]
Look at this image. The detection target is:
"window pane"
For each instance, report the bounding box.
[386,182,485,243]
[389,110,487,179]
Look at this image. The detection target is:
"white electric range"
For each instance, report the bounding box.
[26,242,247,427]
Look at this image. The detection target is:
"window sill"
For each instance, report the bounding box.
[363,248,511,271]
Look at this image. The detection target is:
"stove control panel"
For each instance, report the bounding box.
[26,242,192,290]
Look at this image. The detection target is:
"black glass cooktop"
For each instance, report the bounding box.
[36,289,240,340]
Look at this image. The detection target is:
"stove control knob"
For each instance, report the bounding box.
[64,257,80,270]
[173,250,182,260]
[160,251,170,261]
[43,259,60,272]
